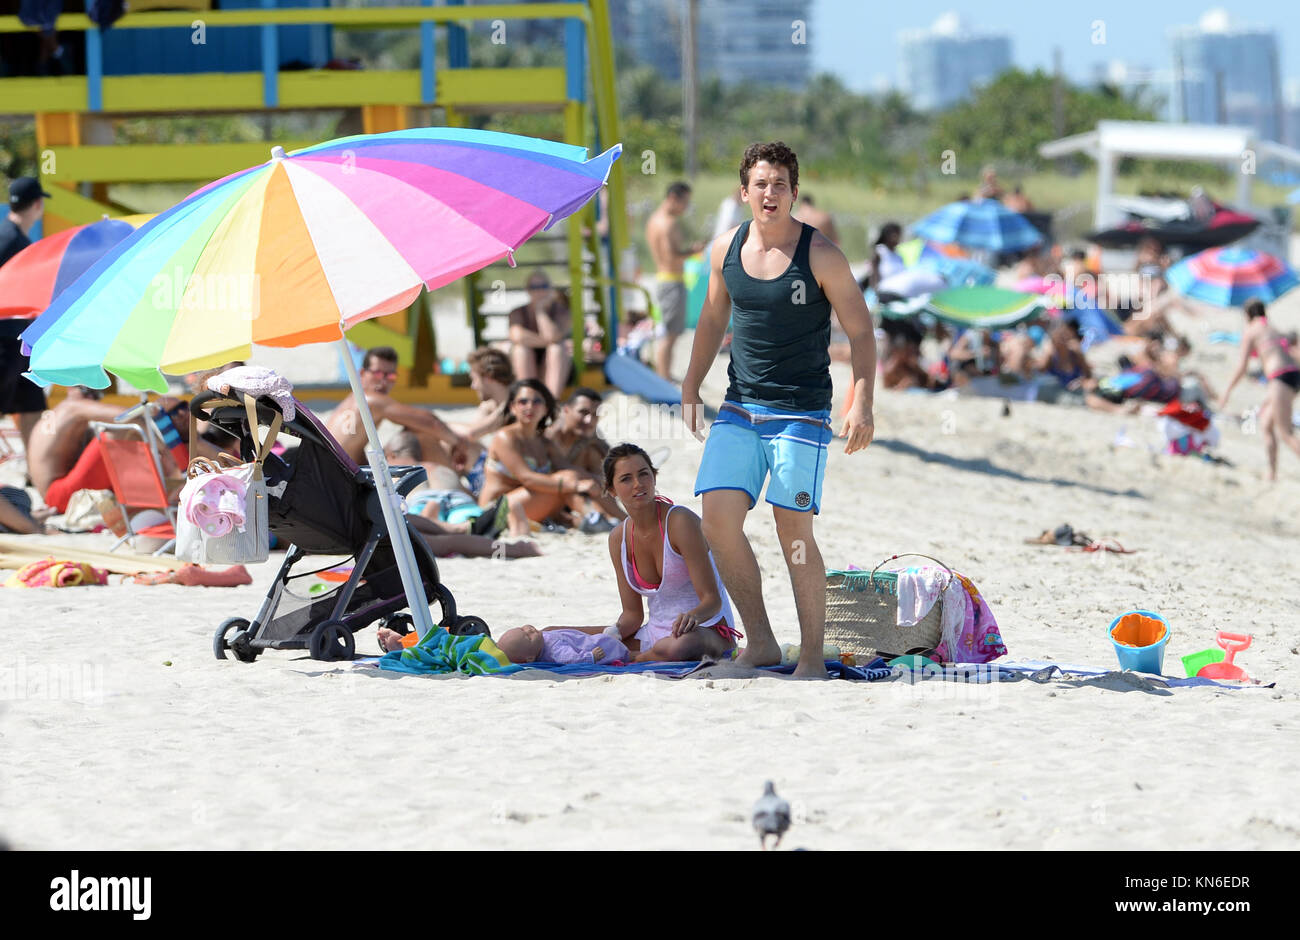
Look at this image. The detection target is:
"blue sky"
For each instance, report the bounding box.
[810,0,1300,99]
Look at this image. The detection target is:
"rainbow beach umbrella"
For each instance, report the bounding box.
[23,128,621,388]
[23,126,621,641]
[0,214,152,320]
[1165,245,1298,307]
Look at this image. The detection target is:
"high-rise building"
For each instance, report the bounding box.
[696,0,812,90]
[1093,61,1183,123]
[898,13,1012,112]
[611,0,813,89]
[1170,8,1284,142]
[617,0,684,80]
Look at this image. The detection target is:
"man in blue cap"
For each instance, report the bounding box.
[1,176,54,453]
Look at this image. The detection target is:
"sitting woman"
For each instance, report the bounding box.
[379,443,743,661]
[603,442,741,662]
[478,379,604,536]
[1034,318,1092,390]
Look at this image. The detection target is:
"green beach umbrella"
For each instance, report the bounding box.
[922,286,1045,330]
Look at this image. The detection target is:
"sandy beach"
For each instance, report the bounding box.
[3,296,1299,851]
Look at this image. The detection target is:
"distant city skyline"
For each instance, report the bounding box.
[811,0,1300,108]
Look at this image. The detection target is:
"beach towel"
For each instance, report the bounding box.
[378,626,514,676]
[941,574,1007,664]
[4,556,109,588]
[131,564,252,587]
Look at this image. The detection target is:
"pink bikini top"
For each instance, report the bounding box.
[626,496,673,590]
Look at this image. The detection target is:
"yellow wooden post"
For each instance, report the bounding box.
[565,100,587,376]
[34,112,83,234]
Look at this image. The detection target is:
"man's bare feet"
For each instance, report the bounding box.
[734,640,782,668]
[376,626,404,652]
[791,659,829,679]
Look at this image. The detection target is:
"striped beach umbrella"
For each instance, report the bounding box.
[922,286,1045,329]
[913,200,1042,253]
[0,214,152,320]
[23,127,621,390]
[1165,245,1298,307]
[22,127,620,643]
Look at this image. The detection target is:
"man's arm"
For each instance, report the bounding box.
[680,232,735,439]
[811,234,876,455]
[672,220,703,259]
[384,400,468,453]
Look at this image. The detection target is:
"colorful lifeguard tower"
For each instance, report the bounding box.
[0,0,629,402]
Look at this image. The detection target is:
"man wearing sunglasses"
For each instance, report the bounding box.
[327,346,473,479]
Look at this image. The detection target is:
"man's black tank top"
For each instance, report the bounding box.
[721,220,832,412]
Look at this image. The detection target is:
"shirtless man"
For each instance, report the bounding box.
[795,194,839,247]
[26,387,198,513]
[545,386,622,525]
[325,346,472,474]
[645,181,704,381]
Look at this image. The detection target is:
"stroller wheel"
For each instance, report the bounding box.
[452,615,491,638]
[214,618,256,662]
[309,619,356,662]
[431,583,457,627]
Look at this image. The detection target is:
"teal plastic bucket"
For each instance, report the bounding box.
[1108,609,1170,675]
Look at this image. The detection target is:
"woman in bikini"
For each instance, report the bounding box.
[478,378,604,535]
[1218,298,1300,481]
[603,443,741,662]
[380,443,743,660]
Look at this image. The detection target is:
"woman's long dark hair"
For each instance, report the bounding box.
[502,378,557,432]
[602,442,657,492]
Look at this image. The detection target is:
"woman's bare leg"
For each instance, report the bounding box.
[1258,397,1278,481]
[512,344,538,382]
[544,344,572,402]
[1269,383,1300,464]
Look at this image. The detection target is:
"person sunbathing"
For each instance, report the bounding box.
[545,386,623,529]
[26,388,195,514]
[477,379,605,536]
[325,346,473,479]
[601,442,741,663]
[1033,319,1091,390]
[1085,334,1213,414]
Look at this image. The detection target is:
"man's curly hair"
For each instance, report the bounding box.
[739,141,799,191]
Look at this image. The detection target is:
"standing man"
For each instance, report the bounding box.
[1,176,53,454]
[645,181,704,381]
[682,142,876,679]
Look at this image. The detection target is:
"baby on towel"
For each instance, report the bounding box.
[377,623,628,665]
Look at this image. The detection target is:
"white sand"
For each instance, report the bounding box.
[3,299,1300,851]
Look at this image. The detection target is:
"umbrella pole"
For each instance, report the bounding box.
[337,339,439,642]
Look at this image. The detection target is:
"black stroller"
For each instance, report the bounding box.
[194,390,489,663]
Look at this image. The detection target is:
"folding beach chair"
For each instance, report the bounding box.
[89,420,178,556]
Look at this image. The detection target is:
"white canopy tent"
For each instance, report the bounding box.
[1038,120,1300,229]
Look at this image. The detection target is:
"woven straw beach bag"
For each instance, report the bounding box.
[825,553,955,660]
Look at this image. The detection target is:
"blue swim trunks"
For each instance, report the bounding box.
[694,401,832,513]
